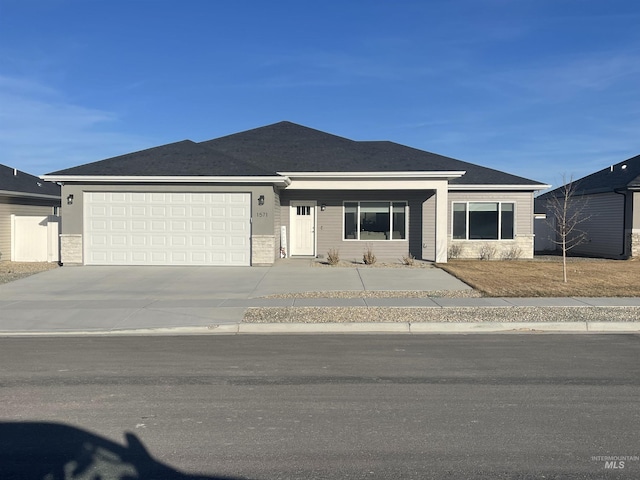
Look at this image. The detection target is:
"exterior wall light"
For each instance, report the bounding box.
[321,204,326,211]
[258,195,265,206]
[67,194,74,205]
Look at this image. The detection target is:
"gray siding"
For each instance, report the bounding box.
[280,190,432,261]
[570,192,625,258]
[273,188,282,260]
[0,196,58,261]
[421,194,436,261]
[538,191,626,258]
[632,192,640,231]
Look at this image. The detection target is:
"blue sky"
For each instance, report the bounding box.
[1,0,639,189]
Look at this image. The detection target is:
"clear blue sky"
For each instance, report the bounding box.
[1,0,639,189]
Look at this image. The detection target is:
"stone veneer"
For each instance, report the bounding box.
[60,234,83,264]
[449,235,534,260]
[252,235,275,265]
[632,232,640,258]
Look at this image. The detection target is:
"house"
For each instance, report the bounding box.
[41,121,548,266]
[0,164,61,262]
[535,154,640,259]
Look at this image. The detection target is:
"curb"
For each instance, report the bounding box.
[1,322,639,337]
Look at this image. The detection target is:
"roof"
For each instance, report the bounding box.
[0,164,60,198]
[539,154,640,198]
[48,140,275,177]
[46,121,545,187]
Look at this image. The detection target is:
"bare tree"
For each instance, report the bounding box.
[545,175,590,282]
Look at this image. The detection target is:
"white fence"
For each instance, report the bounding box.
[11,215,60,262]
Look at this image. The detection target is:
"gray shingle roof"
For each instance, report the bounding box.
[203,122,543,185]
[47,121,545,186]
[48,140,274,176]
[538,154,640,199]
[0,164,60,197]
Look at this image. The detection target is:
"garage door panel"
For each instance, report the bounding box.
[84,192,251,265]
[191,236,206,246]
[131,235,146,246]
[111,220,127,230]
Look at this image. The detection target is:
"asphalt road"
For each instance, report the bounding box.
[1,335,639,479]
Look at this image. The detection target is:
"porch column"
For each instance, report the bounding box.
[435,183,448,263]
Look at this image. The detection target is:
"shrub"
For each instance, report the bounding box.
[363,244,377,265]
[478,243,497,261]
[327,248,340,265]
[448,244,463,259]
[401,253,415,266]
[501,246,522,260]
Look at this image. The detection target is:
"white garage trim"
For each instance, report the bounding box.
[84,192,251,266]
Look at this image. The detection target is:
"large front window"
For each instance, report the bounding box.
[344,201,407,240]
[452,202,515,240]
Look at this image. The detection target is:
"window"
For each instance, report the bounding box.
[296,205,311,216]
[452,202,515,240]
[343,201,407,240]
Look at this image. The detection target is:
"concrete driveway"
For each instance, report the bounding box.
[0,263,470,333]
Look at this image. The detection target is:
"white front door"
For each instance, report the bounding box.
[290,201,316,256]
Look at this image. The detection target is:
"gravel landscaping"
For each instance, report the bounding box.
[243,306,640,323]
[0,262,58,284]
[263,289,482,299]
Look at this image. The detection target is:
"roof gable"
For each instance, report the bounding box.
[0,164,60,197]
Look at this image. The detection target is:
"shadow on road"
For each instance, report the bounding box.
[0,421,242,480]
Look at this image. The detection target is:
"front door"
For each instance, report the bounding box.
[290,201,316,256]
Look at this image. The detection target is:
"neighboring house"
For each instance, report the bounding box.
[0,164,61,262]
[41,122,548,266]
[535,154,640,259]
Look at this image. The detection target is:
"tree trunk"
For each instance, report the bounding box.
[562,238,567,283]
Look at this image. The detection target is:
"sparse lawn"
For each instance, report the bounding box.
[437,258,640,297]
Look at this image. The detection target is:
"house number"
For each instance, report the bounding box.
[256,212,268,218]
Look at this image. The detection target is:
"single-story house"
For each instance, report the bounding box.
[535,154,640,259]
[41,121,548,266]
[1,164,61,262]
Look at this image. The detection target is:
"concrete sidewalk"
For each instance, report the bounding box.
[1,264,639,335]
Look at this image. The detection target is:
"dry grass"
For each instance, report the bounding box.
[438,258,640,297]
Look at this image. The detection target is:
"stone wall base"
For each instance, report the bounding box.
[60,234,83,264]
[631,232,640,258]
[252,235,275,265]
[449,235,534,260]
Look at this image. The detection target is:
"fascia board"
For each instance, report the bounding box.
[278,171,466,179]
[449,184,551,191]
[0,189,61,200]
[40,175,292,187]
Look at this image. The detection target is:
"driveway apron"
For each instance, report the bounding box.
[0,264,471,333]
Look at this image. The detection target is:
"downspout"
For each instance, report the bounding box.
[613,188,628,258]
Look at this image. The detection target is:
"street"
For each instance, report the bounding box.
[1,334,638,479]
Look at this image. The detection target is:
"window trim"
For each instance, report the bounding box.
[451,201,516,241]
[343,200,408,241]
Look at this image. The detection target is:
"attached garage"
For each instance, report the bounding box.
[84,192,251,265]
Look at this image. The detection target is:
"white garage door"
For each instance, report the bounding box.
[84,192,251,265]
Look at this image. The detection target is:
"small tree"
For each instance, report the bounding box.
[545,175,590,282]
